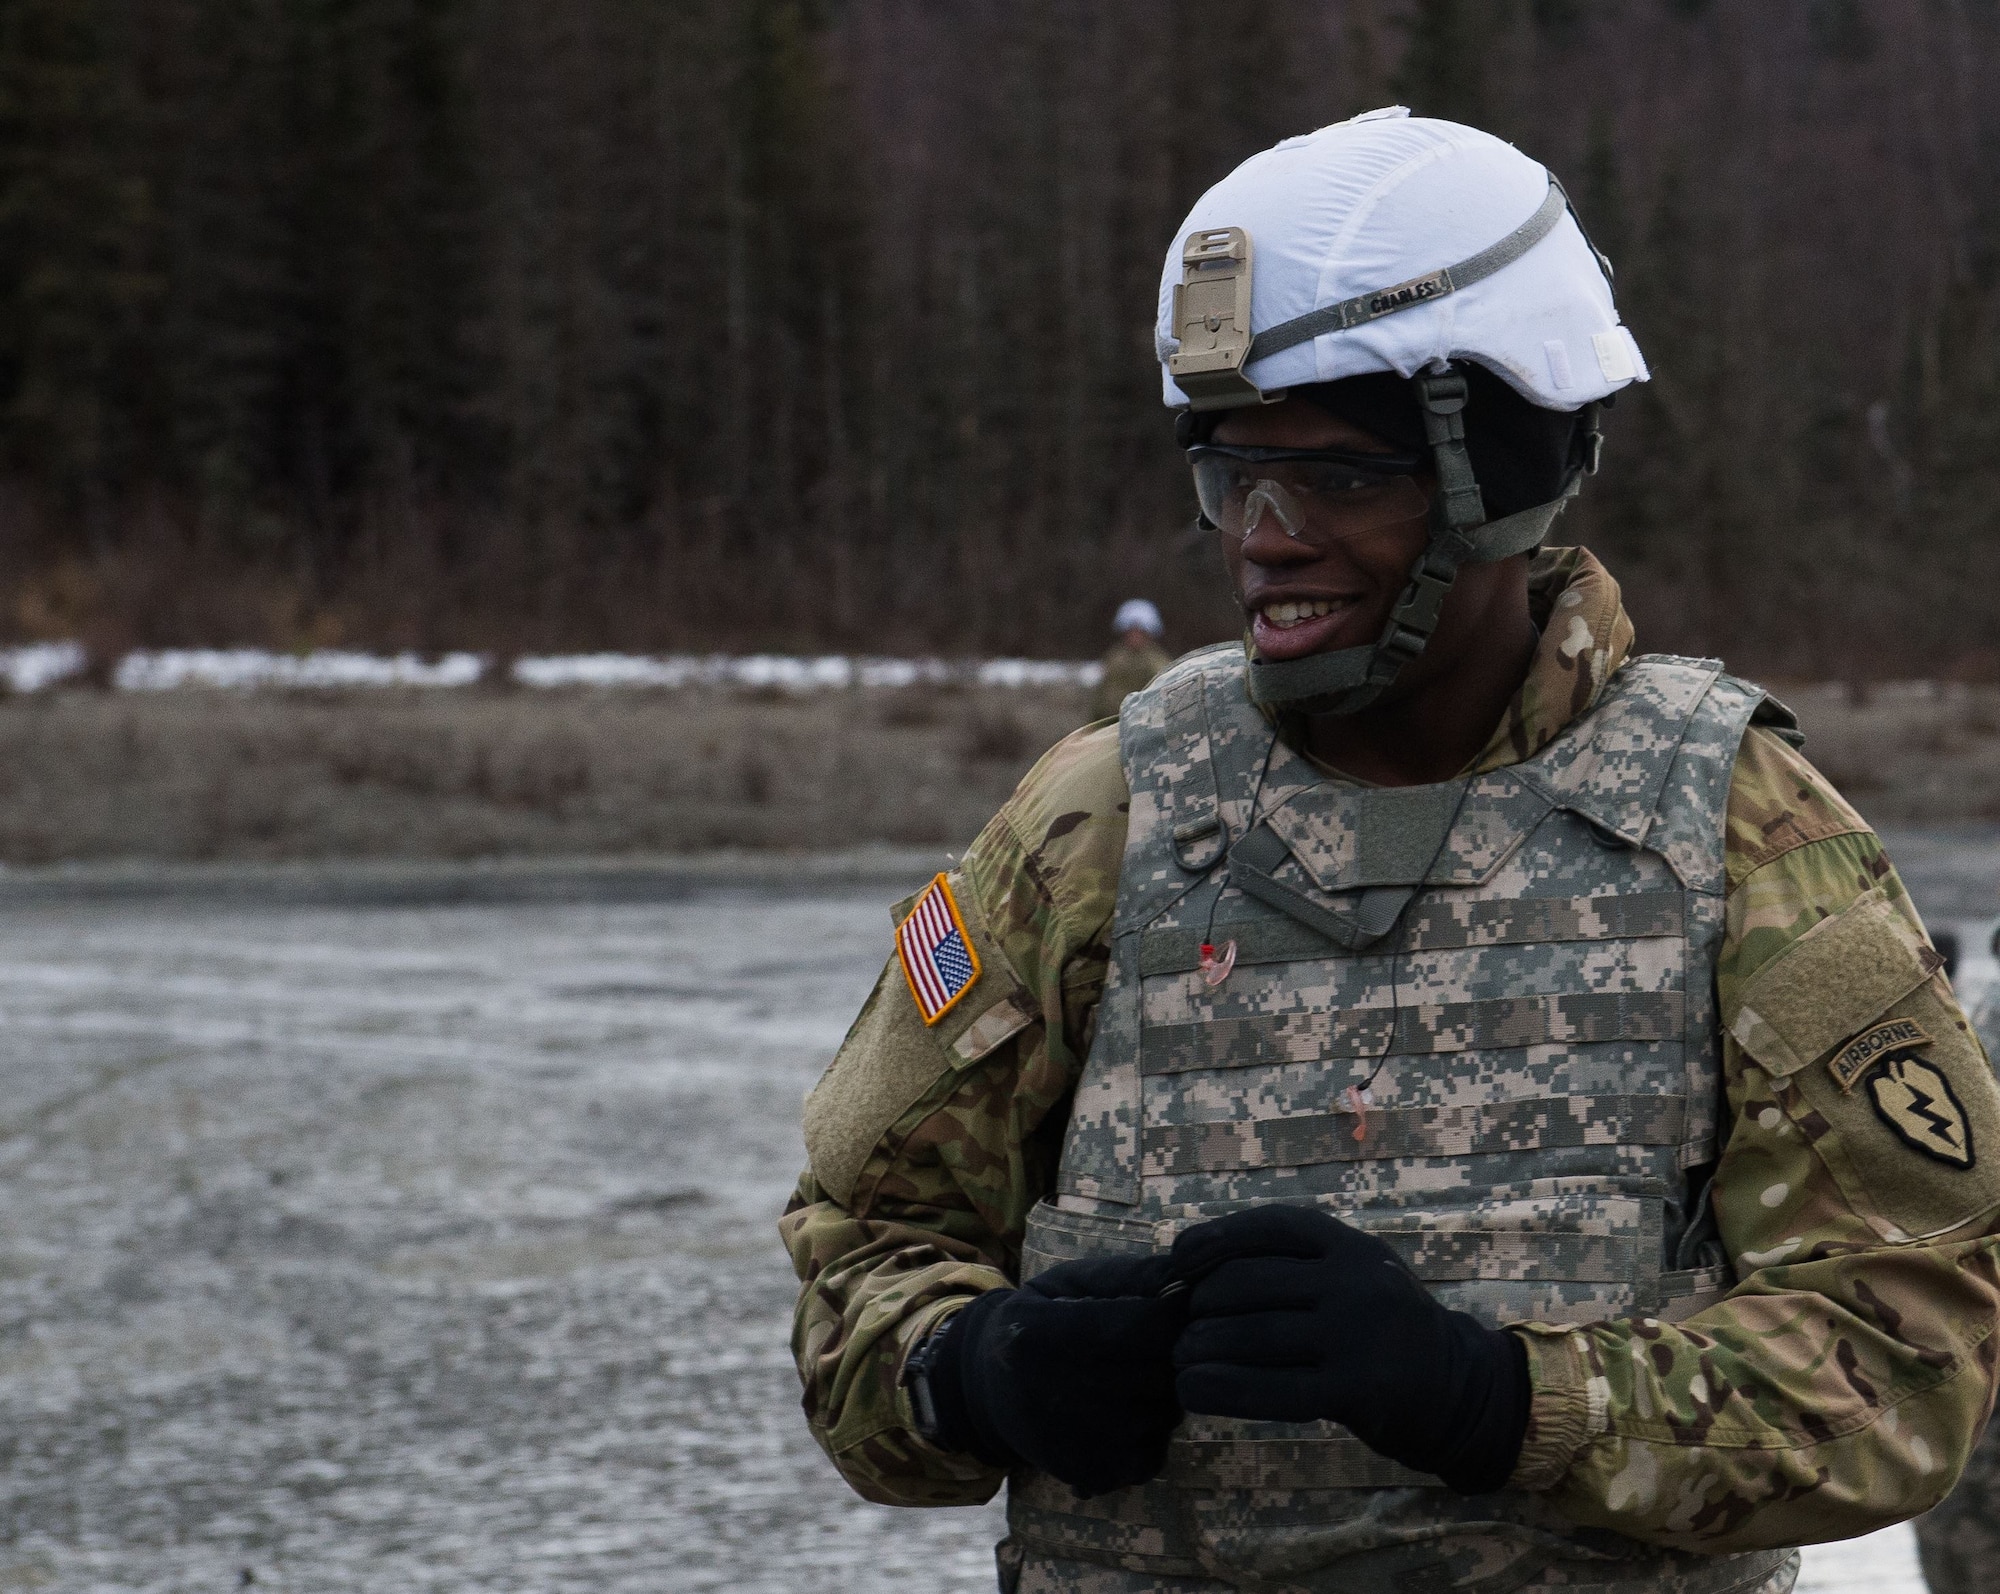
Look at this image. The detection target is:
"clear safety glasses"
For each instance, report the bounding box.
[1187,444,1430,547]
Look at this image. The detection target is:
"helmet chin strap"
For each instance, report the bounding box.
[1246,367,1578,720]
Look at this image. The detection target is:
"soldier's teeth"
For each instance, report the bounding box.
[1264,600,1335,628]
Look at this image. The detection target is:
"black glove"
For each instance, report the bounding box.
[922,1252,1185,1497]
[1169,1204,1530,1495]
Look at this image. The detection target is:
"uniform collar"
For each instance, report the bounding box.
[1466,545,1634,776]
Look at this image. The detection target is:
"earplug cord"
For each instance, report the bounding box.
[1342,768,1479,1137]
[1198,725,1282,971]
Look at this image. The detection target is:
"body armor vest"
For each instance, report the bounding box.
[1008,647,1797,1594]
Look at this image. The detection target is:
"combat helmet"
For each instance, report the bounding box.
[1157,107,1647,716]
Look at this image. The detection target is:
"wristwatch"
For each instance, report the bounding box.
[902,1313,959,1443]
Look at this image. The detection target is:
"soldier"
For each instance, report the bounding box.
[1091,600,1175,723]
[782,110,2000,1594]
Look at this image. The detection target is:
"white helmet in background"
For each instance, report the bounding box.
[1113,598,1165,638]
[1155,108,1646,716]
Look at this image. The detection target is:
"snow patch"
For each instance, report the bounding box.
[116,649,486,691]
[511,654,1102,691]
[0,641,86,693]
[0,643,1105,694]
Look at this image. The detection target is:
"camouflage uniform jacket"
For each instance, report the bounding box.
[781,547,2000,1555]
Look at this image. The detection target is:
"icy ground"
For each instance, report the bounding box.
[1797,1523,1926,1591]
[0,884,1006,1591]
[0,876,1977,1591]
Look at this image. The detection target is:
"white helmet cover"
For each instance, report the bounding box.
[1113,598,1165,637]
[1155,109,1647,412]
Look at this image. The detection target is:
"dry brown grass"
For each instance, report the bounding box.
[1,677,1995,865]
[0,684,1096,863]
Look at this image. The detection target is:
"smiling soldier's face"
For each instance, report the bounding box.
[1209,397,1435,665]
[1209,396,1523,710]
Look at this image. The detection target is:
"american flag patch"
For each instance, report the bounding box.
[895,873,982,1025]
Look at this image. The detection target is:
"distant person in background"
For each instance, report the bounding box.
[1089,598,1172,721]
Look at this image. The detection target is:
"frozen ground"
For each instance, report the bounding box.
[0,872,1006,1592]
[0,854,1985,1592]
[1797,1523,1926,1592]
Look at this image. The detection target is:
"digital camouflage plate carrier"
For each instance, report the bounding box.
[1007,644,1797,1594]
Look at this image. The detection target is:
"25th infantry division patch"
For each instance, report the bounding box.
[896,873,981,1025]
[1868,1054,1975,1168]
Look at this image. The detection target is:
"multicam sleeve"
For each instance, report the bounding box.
[777,724,1129,1507]
[1514,728,2000,1550]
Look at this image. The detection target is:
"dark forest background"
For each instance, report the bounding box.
[1,0,1997,672]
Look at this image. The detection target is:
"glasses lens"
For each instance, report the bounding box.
[1192,453,1428,546]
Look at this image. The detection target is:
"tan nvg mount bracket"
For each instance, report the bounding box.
[1168,227,1284,413]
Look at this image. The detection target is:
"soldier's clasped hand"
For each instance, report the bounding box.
[918,1252,1187,1498]
[1168,1203,1532,1495]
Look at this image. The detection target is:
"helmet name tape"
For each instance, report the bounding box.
[1367,272,1449,315]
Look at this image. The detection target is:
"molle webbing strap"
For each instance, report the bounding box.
[1165,1433,1437,1491]
[1159,675,1226,874]
[1142,1092,1689,1175]
[1245,180,1569,365]
[1139,988,1686,1075]
[1137,889,1687,974]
